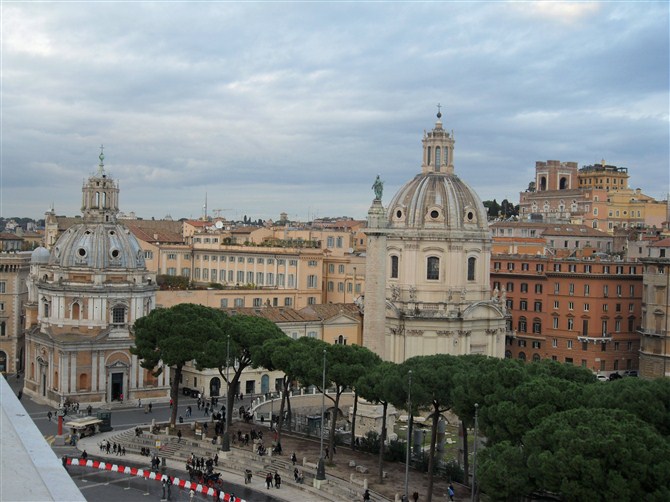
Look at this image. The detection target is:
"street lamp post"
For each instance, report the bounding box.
[471,403,479,502]
[221,334,231,452]
[316,349,327,480]
[404,369,412,501]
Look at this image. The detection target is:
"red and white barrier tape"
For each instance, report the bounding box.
[66,458,244,502]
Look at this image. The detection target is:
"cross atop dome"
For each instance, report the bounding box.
[97,144,105,175]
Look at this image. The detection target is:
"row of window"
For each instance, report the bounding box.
[508,351,634,371]
[494,280,636,298]
[219,296,314,308]
[326,281,362,293]
[327,264,347,274]
[391,256,477,281]
[494,262,637,275]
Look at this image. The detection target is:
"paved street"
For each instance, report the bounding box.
[6,374,278,502]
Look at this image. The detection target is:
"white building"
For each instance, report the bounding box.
[363,111,507,362]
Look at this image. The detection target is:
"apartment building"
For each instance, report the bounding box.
[638,237,670,378]
[491,254,642,374]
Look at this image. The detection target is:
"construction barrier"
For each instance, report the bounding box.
[65,457,244,502]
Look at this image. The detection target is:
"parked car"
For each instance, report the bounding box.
[623,370,638,377]
[182,387,193,396]
[608,372,622,381]
[596,374,608,382]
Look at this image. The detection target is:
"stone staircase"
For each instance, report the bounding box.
[100,427,385,501]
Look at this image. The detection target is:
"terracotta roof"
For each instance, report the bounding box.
[649,238,670,247]
[299,303,361,321]
[124,220,184,244]
[223,306,319,323]
[0,233,23,240]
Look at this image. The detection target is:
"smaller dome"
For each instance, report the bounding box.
[31,246,51,264]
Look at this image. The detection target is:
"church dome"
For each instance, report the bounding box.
[31,246,51,264]
[387,112,487,232]
[48,149,145,270]
[49,223,145,270]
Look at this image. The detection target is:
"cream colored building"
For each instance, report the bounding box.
[23,152,168,407]
[638,237,670,378]
[363,111,507,362]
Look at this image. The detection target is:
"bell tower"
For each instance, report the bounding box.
[422,104,455,175]
[81,146,120,224]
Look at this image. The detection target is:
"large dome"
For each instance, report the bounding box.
[386,113,487,232]
[387,172,488,231]
[49,222,146,270]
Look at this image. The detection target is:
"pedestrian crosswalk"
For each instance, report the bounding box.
[45,434,56,445]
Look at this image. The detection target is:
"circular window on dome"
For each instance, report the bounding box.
[85,230,91,235]
[77,247,87,258]
[110,249,120,259]
[430,210,440,219]
[109,230,116,236]
[467,211,474,221]
[396,209,403,219]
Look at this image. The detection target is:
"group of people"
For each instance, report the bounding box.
[98,440,126,456]
[293,467,305,484]
[265,471,282,489]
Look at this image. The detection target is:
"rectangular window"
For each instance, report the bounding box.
[552,338,558,348]
[584,264,591,273]
[507,262,515,271]
[532,341,541,349]
[267,273,274,286]
[615,319,621,332]
[289,260,297,266]
[288,274,295,287]
[238,257,244,263]
[253,298,262,307]
[582,341,588,351]
[327,236,334,247]
[554,283,560,294]
[327,281,334,292]
[584,303,590,312]
[307,275,318,288]
[167,267,177,276]
[568,318,574,330]
[247,257,254,263]
[284,297,293,307]
[308,260,317,267]
[506,299,513,310]
[493,262,501,271]
[521,283,528,293]
[338,264,345,274]
[553,317,559,329]
[534,301,542,312]
[602,304,608,312]
[228,270,234,282]
[553,300,559,309]
[535,284,543,294]
[518,340,527,347]
[553,264,561,272]
[569,302,574,310]
[194,268,201,279]
[616,285,622,297]
[167,253,177,260]
[520,300,528,311]
[567,340,573,349]
[278,259,285,265]
[536,263,544,272]
[246,271,254,283]
[234,298,244,307]
[337,282,344,292]
[202,269,209,280]
[521,263,529,271]
[569,283,574,295]
[328,264,335,273]
[584,284,590,296]
[277,273,285,287]
[307,297,316,305]
[257,258,264,264]
[237,271,244,283]
[220,270,226,281]
[220,299,228,308]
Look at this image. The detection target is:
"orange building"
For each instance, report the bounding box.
[491,254,642,375]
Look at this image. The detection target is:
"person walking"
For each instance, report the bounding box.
[47,411,52,422]
[274,471,281,489]
[291,452,297,465]
[447,483,455,501]
[363,489,371,501]
[177,430,182,442]
[148,402,152,413]
[265,472,273,489]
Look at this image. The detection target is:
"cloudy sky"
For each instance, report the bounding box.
[1,1,668,222]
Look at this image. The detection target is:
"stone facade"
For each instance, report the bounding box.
[0,252,30,374]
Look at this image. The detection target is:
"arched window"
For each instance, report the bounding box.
[54,371,59,390]
[0,351,6,372]
[435,147,441,171]
[391,256,399,279]
[540,176,547,191]
[532,353,541,362]
[518,317,527,332]
[427,257,440,280]
[505,350,512,359]
[79,373,88,391]
[559,177,568,189]
[72,302,80,321]
[533,319,542,334]
[467,257,476,281]
[518,351,526,361]
[427,146,432,165]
